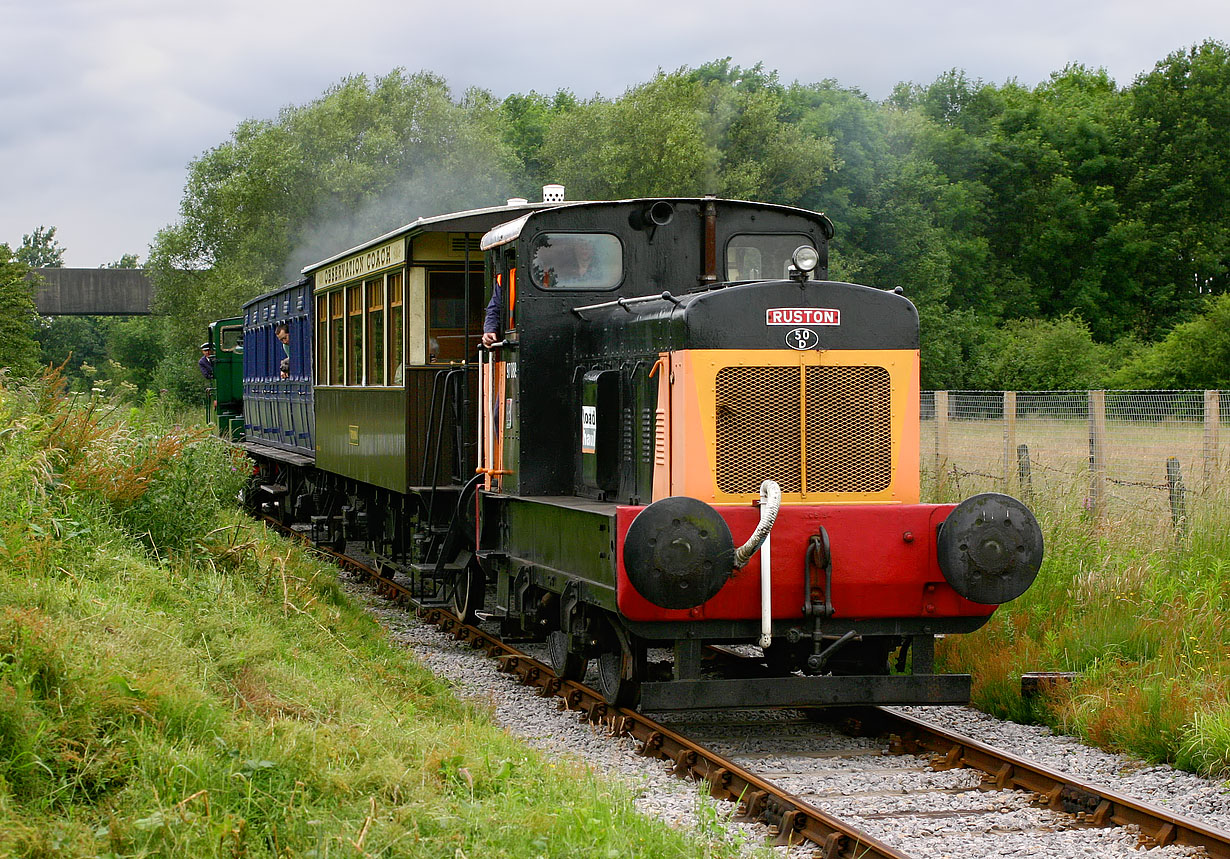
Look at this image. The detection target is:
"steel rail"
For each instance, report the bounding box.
[277,524,1230,859]
[304,536,910,859]
[878,708,1230,858]
[438,611,909,858]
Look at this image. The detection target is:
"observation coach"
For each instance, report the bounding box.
[235,189,1044,711]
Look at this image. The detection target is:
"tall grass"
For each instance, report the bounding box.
[929,458,1230,780]
[0,370,754,858]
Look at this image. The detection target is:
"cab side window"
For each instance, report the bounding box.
[529,233,622,290]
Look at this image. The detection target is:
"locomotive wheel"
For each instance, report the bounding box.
[546,630,587,681]
[594,621,643,708]
[451,559,485,624]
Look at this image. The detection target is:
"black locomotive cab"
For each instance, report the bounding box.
[476,198,835,499]
[471,197,1040,710]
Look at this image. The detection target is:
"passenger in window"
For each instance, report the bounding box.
[276,323,291,379]
[562,236,597,280]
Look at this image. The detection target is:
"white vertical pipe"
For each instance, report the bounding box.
[477,350,486,476]
[759,482,773,649]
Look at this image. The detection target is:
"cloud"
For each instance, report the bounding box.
[2,0,1227,265]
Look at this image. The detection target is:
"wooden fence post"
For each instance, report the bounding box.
[935,391,950,496]
[1167,456,1188,536]
[1204,390,1220,490]
[1088,390,1107,520]
[1003,391,1017,491]
[1017,444,1034,504]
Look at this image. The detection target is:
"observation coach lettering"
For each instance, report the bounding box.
[315,239,405,290]
[224,193,1044,714]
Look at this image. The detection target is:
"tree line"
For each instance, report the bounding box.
[9,41,1230,396]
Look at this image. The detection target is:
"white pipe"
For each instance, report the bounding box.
[730,480,781,649]
[759,514,773,649]
[733,479,781,567]
[477,349,485,476]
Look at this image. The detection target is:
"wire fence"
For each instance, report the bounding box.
[920,391,1229,534]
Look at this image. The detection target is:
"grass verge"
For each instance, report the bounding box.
[0,371,752,858]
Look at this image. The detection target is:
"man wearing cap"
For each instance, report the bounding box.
[198,343,215,379]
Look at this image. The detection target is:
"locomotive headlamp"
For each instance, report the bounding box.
[791,245,820,279]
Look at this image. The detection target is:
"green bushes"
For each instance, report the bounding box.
[1108,293,1230,389]
[119,433,249,552]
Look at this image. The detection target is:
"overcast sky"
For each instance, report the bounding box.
[2,0,1227,267]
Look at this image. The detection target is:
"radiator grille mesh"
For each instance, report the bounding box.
[714,365,892,494]
[804,365,893,492]
[715,367,802,492]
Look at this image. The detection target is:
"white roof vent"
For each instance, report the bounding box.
[542,183,565,203]
[506,197,529,206]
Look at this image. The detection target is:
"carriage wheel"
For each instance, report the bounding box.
[451,558,485,624]
[547,630,588,681]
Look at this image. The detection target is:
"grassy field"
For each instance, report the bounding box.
[926,415,1230,778]
[923,410,1230,533]
[0,373,752,858]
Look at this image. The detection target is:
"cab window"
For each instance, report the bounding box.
[219,325,243,352]
[529,233,621,290]
[726,234,814,281]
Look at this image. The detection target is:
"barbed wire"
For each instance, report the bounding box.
[921,390,1226,525]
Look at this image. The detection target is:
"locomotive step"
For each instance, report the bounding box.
[405,561,468,577]
[258,483,288,497]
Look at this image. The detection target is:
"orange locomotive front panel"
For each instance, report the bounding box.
[614,502,995,623]
[653,348,921,506]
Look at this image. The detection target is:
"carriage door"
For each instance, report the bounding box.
[426,270,483,364]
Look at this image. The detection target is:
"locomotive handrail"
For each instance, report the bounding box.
[733,479,782,569]
[570,291,681,317]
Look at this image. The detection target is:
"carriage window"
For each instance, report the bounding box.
[365,277,385,386]
[346,285,363,385]
[529,233,621,290]
[726,234,814,281]
[428,270,483,362]
[316,295,329,384]
[329,291,344,385]
[388,273,404,384]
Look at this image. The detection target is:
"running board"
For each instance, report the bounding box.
[638,673,971,710]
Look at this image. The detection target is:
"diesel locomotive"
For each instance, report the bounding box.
[225,190,1044,710]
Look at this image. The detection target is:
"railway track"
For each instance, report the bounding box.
[293,528,1230,858]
